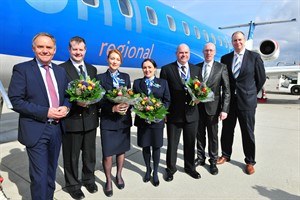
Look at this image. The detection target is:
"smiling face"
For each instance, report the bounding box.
[142,60,157,79]
[203,43,216,63]
[69,41,86,63]
[232,32,246,53]
[176,44,190,65]
[32,35,56,65]
[107,51,122,72]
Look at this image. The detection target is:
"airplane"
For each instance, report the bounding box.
[0,0,300,102]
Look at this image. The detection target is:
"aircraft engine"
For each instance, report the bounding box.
[258,39,280,60]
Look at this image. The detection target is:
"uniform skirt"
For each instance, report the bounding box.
[137,127,163,148]
[101,127,130,157]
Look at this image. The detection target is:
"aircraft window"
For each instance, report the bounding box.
[167,15,176,31]
[211,33,216,44]
[194,26,200,39]
[203,30,209,42]
[146,6,158,25]
[182,21,190,36]
[223,38,228,48]
[218,36,223,46]
[82,0,99,7]
[118,0,133,17]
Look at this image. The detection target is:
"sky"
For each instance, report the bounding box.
[158,0,300,66]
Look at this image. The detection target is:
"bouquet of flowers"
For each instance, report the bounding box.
[66,75,105,105]
[106,86,140,105]
[185,77,214,106]
[133,93,169,124]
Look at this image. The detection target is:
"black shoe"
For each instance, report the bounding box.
[152,173,160,187]
[116,176,125,190]
[195,158,206,166]
[84,183,98,194]
[164,169,174,182]
[104,182,113,197]
[69,189,85,200]
[143,168,151,183]
[185,170,201,179]
[152,180,160,187]
[210,163,219,175]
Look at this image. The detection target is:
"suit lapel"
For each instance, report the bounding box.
[140,78,148,95]
[31,60,49,101]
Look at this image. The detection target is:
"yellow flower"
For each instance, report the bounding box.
[151,99,156,103]
[78,83,82,87]
[141,101,146,105]
[88,86,93,90]
[150,106,154,111]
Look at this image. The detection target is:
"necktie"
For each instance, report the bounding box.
[181,66,186,79]
[203,64,209,82]
[44,65,59,108]
[233,54,241,79]
[145,79,153,95]
[78,65,86,79]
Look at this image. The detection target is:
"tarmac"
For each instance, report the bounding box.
[0,78,299,200]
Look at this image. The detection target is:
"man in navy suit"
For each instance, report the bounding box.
[217,31,266,175]
[195,43,231,175]
[8,32,70,199]
[160,43,201,181]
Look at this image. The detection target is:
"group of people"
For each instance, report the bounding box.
[7,31,266,200]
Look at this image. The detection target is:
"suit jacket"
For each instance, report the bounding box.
[160,61,201,123]
[97,70,132,130]
[221,50,266,110]
[132,77,171,128]
[8,59,70,147]
[196,61,230,115]
[59,59,99,132]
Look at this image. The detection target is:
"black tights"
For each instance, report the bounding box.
[143,146,160,181]
[103,153,125,190]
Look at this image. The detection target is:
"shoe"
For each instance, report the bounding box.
[143,168,151,183]
[185,170,201,179]
[164,169,174,182]
[116,176,125,189]
[245,164,255,175]
[104,182,113,197]
[216,156,230,165]
[69,189,85,200]
[195,158,205,166]
[210,163,219,175]
[152,173,159,187]
[84,183,98,194]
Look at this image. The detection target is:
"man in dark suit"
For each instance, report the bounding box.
[217,31,266,175]
[195,43,230,175]
[8,32,70,200]
[59,36,99,199]
[160,43,201,181]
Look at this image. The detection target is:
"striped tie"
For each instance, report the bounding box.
[203,64,209,82]
[78,65,86,79]
[233,54,241,79]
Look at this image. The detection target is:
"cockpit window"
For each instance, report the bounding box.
[82,0,99,7]
[194,26,200,39]
[146,6,158,25]
[167,15,176,31]
[118,0,133,17]
[182,21,190,36]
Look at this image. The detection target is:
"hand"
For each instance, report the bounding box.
[47,106,69,119]
[113,103,129,114]
[219,112,228,121]
[77,101,88,107]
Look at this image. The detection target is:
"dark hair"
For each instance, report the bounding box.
[141,58,157,68]
[32,32,56,46]
[69,36,86,48]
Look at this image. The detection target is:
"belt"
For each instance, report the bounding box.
[47,120,60,125]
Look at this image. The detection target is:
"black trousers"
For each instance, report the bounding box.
[166,121,197,174]
[197,104,219,164]
[62,128,97,192]
[221,97,256,165]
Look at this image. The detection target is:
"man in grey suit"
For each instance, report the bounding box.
[217,31,266,175]
[195,43,230,175]
[160,43,201,182]
[60,36,99,199]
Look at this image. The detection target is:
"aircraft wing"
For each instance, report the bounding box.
[265,65,300,75]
